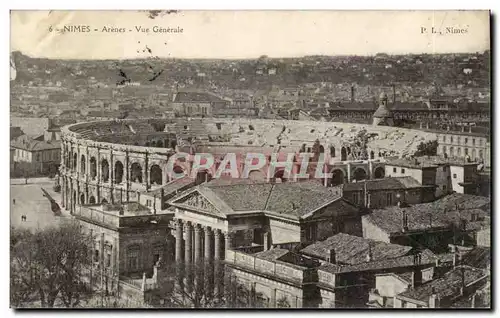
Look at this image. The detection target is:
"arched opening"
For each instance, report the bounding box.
[370,151,375,160]
[156,140,163,148]
[341,147,347,161]
[173,165,184,176]
[80,193,85,205]
[114,161,124,184]
[73,153,77,170]
[330,146,336,158]
[101,198,108,204]
[89,196,96,204]
[272,169,287,183]
[352,168,368,182]
[170,140,177,149]
[80,155,86,174]
[131,162,143,183]
[150,165,163,185]
[347,147,351,155]
[90,157,97,180]
[319,145,325,153]
[472,149,476,160]
[374,167,385,179]
[101,159,109,182]
[330,169,345,186]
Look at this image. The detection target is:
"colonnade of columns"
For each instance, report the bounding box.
[174,219,231,264]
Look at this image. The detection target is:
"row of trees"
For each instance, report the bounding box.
[11,220,287,308]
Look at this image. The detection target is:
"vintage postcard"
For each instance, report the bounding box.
[10,10,491,309]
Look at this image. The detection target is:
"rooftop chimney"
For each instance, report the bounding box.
[328,249,336,264]
[429,288,439,308]
[366,243,373,262]
[401,209,409,232]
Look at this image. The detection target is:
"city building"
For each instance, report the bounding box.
[225,233,439,308]
[168,181,362,267]
[394,266,489,308]
[385,156,482,196]
[73,201,175,294]
[362,194,490,253]
[435,129,490,167]
[341,176,436,209]
[172,91,229,116]
[10,134,61,176]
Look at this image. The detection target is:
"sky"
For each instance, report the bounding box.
[10,10,490,60]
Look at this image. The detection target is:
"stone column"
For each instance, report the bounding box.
[61,177,65,208]
[224,232,233,258]
[204,227,212,260]
[194,224,202,262]
[175,220,183,263]
[214,229,222,260]
[263,231,270,251]
[347,163,352,183]
[184,222,192,264]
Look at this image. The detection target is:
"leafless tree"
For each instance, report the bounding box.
[10,220,93,308]
[151,260,260,308]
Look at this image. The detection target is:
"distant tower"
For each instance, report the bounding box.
[372,92,394,126]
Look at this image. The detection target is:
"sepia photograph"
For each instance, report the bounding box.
[9,10,491,309]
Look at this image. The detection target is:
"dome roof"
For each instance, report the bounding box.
[373,104,393,118]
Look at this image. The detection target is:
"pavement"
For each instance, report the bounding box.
[10,178,71,230]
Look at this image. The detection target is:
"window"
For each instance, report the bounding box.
[106,253,111,267]
[352,192,360,205]
[306,224,317,241]
[450,136,454,143]
[457,137,461,144]
[146,199,151,207]
[453,173,457,179]
[94,249,100,263]
[442,136,446,143]
[127,245,140,272]
[472,138,476,146]
[465,138,468,144]
[479,139,483,146]
[393,167,397,173]
[401,168,405,174]
[465,148,469,155]
[386,193,393,205]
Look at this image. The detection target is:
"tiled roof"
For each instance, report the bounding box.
[319,248,437,274]
[301,233,413,265]
[385,157,438,169]
[342,176,430,192]
[10,135,61,152]
[365,195,490,235]
[204,180,346,219]
[461,247,491,269]
[145,177,197,196]
[397,266,487,302]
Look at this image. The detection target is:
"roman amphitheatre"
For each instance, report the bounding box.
[60,116,436,212]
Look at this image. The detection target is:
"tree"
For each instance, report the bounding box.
[151,260,260,308]
[414,140,438,157]
[10,220,93,308]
